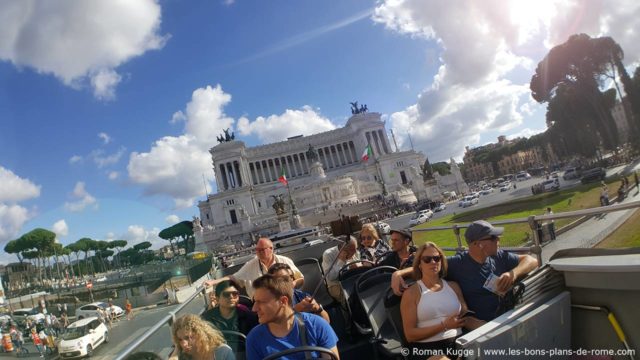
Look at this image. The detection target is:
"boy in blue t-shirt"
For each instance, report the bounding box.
[246,274,339,360]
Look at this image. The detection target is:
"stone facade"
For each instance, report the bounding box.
[197,112,466,251]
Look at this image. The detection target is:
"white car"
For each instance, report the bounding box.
[460,196,479,208]
[409,213,430,226]
[542,179,560,192]
[75,302,124,320]
[500,182,512,192]
[58,317,109,358]
[480,188,493,195]
[12,308,45,325]
[376,222,391,234]
[418,209,434,219]
[434,203,446,212]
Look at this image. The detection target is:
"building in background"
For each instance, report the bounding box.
[196,111,468,252]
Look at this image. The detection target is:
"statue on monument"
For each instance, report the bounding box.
[216,128,236,143]
[192,216,202,230]
[306,144,319,162]
[271,194,286,216]
[350,101,368,115]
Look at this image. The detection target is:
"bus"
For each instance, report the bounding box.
[269,226,320,248]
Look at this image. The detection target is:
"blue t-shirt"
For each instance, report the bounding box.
[292,289,310,306]
[446,250,519,321]
[246,312,338,360]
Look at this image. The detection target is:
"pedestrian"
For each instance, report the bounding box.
[635,171,639,192]
[31,328,44,357]
[125,298,133,321]
[545,207,556,241]
[600,182,609,206]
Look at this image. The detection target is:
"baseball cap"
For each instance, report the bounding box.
[464,220,503,243]
[389,229,412,241]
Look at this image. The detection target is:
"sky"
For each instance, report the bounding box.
[2,0,640,264]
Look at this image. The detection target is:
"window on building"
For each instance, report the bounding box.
[258,201,261,208]
[400,171,408,184]
[229,209,238,224]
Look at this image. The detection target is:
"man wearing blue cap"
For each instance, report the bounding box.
[391,220,538,324]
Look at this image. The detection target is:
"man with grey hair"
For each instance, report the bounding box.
[322,235,360,303]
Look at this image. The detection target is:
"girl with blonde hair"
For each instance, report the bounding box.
[170,314,235,360]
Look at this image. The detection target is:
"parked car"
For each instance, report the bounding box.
[580,168,606,184]
[58,317,109,358]
[459,196,479,208]
[418,209,434,219]
[12,308,45,325]
[480,187,493,195]
[563,167,579,180]
[375,221,391,234]
[515,172,531,181]
[434,203,446,212]
[409,213,430,226]
[550,171,559,178]
[542,179,560,192]
[75,302,124,320]
[500,182,512,192]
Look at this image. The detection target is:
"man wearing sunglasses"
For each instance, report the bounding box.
[205,237,304,298]
[391,220,538,323]
[202,280,258,344]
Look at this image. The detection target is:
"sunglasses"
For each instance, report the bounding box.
[421,255,442,263]
[221,291,239,299]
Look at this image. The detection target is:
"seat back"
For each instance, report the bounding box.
[295,257,334,307]
[238,295,253,309]
[356,269,403,357]
[262,346,339,360]
[221,330,247,360]
[384,287,408,346]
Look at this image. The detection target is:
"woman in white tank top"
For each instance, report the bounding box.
[400,242,470,359]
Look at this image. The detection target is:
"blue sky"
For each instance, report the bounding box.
[2,0,640,264]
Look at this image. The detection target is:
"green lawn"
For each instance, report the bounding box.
[412,175,637,249]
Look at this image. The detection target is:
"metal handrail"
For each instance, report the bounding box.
[112,283,209,360]
[411,200,640,266]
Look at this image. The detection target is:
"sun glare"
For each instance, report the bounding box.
[509,0,559,44]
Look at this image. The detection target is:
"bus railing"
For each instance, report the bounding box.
[113,282,209,360]
[411,200,640,266]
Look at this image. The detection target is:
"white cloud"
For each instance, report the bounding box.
[64,181,97,212]
[98,132,112,144]
[108,171,119,180]
[90,146,126,168]
[128,85,232,208]
[0,0,168,99]
[374,0,640,161]
[0,204,31,244]
[165,215,180,225]
[237,106,337,143]
[506,127,547,140]
[52,219,69,237]
[69,155,83,164]
[0,166,41,203]
[128,85,340,208]
[0,167,39,243]
[124,225,164,249]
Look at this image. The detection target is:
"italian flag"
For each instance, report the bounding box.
[361,145,373,162]
[278,167,288,186]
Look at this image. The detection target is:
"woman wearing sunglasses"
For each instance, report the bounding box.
[358,223,390,263]
[400,242,469,359]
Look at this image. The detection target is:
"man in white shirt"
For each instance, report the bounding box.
[322,235,360,303]
[205,237,304,298]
